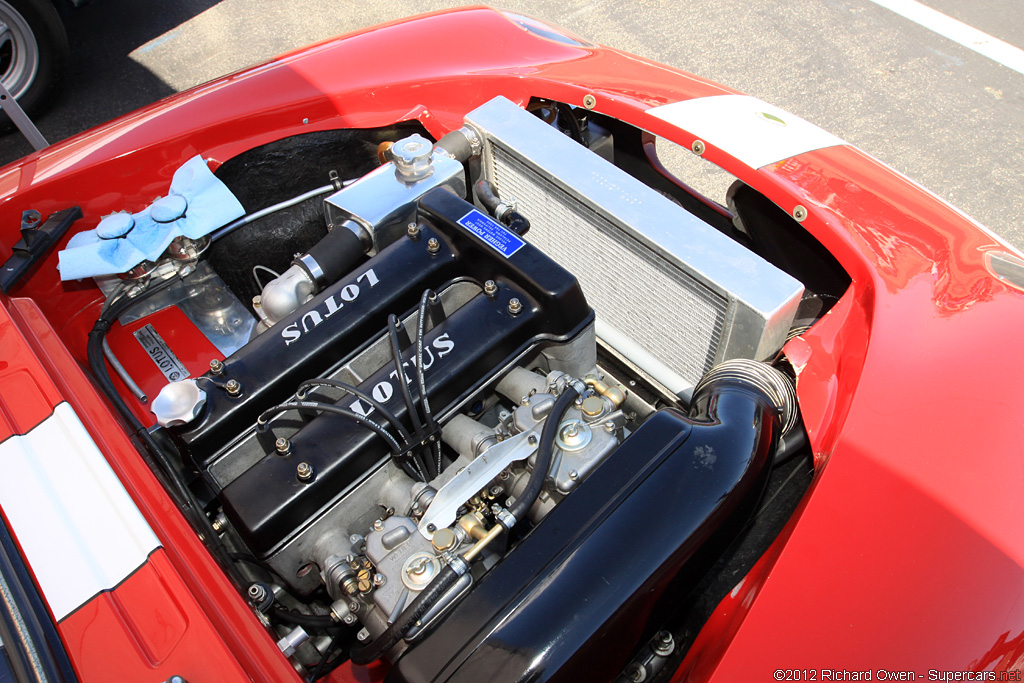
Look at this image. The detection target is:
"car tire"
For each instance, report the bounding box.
[0,0,68,130]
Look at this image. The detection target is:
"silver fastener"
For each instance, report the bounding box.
[407,222,420,238]
[372,519,385,532]
[569,469,579,481]
[793,205,808,222]
[427,237,440,254]
[483,279,498,296]
[527,434,538,446]
[692,139,706,155]
[248,583,268,603]
[209,359,224,375]
[627,662,647,682]
[373,573,386,587]
[296,462,314,483]
[604,420,616,433]
[252,295,262,307]
[583,93,597,110]
[225,379,242,397]
[508,298,523,315]
[652,631,675,657]
[275,437,291,455]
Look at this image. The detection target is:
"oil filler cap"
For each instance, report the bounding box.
[151,379,207,428]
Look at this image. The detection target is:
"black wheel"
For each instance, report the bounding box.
[0,0,68,128]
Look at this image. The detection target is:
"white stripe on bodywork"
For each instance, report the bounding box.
[0,403,160,620]
[647,94,844,169]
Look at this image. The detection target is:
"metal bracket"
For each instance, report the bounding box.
[0,80,48,151]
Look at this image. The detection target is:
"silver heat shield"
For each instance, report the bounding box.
[464,96,804,395]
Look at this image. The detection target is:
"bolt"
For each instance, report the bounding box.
[604,420,616,433]
[372,519,385,532]
[483,279,498,296]
[343,613,357,624]
[793,205,808,222]
[563,422,579,438]
[225,379,242,397]
[691,139,705,155]
[652,630,675,657]
[275,437,291,455]
[296,462,315,482]
[209,359,224,375]
[252,295,262,307]
[508,298,523,315]
[211,514,227,534]
[627,662,647,682]
[583,93,597,110]
[407,222,420,238]
[373,573,386,587]
[569,469,579,481]
[247,583,267,603]
[427,523,437,533]
[427,237,440,254]
[167,677,188,683]
[527,434,538,446]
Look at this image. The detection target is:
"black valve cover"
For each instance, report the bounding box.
[212,188,593,556]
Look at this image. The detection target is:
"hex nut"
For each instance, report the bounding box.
[296,462,315,483]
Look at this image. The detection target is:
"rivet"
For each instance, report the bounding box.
[691,139,706,155]
[583,93,597,110]
[793,205,808,222]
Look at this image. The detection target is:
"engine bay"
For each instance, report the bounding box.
[50,96,846,680]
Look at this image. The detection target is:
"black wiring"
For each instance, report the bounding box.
[415,290,442,477]
[296,378,412,445]
[387,314,434,480]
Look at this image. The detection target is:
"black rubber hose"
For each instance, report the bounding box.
[296,378,412,445]
[257,401,403,455]
[303,225,365,283]
[435,129,475,162]
[475,179,501,215]
[349,564,461,665]
[415,290,442,477]
[507,386,579,525]
[86,276,245,586]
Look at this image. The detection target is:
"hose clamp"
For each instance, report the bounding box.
[448,556,470,576]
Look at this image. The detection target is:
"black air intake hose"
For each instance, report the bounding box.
[387,361,793,683]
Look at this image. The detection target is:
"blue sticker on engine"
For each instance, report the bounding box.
[457,209,525,259]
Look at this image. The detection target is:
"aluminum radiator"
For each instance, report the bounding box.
[463,97,804,395]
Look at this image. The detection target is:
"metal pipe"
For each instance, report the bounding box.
[101,338,147,403]
[211,184,336,241]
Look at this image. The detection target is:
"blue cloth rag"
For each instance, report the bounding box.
[57,156,245,280]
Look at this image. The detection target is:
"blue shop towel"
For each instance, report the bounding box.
[57,156,245,280]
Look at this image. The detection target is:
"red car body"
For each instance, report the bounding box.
[1,6,1022,682]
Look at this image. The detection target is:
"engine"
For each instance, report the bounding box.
[79,96,809,680]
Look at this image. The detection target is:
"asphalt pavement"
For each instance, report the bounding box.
[2,0,1021,249]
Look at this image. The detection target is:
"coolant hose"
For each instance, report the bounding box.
[507,385,579,525]
[349,564,461,665]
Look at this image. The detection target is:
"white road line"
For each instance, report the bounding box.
[866,0,1024,76]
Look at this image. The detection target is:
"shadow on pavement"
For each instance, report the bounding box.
[0,0,224,166]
